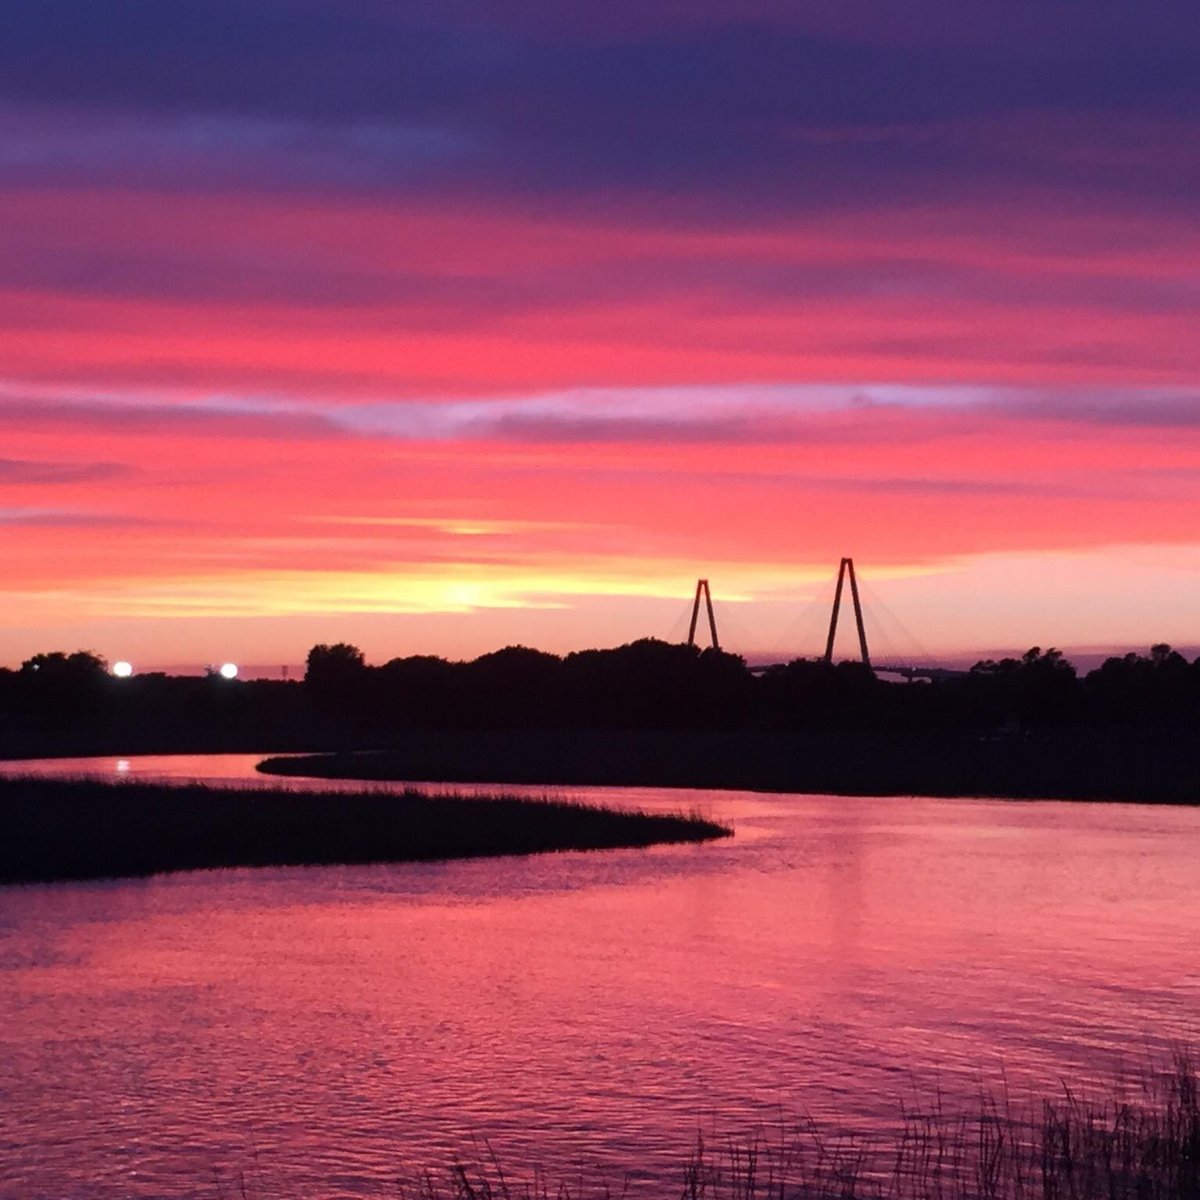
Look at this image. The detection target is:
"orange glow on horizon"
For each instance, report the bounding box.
[3,183,1199,667]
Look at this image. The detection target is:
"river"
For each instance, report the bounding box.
[2,755,1198,1198]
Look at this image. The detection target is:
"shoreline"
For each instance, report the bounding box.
[255,727,1200,805]
[0,776,731,886]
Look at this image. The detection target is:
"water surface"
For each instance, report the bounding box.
[2,755,1198,1198]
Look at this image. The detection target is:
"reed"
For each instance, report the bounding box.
[0,776,731,885]
[397,1054,1200,1200]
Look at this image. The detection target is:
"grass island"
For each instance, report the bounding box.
[0,776,731,886]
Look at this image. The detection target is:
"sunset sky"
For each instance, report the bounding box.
[3,1,1198,671]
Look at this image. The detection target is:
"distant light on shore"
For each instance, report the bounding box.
[219,662,239,680]
[112,661,133,678]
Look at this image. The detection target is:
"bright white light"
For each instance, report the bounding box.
[219,662,239,680]
[112,661,133,678]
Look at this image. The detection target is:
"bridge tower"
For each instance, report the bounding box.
[823,558,871,668]
[687,579,721,650]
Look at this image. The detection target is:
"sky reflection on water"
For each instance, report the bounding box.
[2,755,1199,1198]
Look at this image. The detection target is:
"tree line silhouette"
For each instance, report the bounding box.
[2,640,1199,756]
[303,640,1200,731]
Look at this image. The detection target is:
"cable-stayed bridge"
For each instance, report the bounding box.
[674,560,967,679]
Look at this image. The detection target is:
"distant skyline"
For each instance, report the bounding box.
[2,2,1198,668]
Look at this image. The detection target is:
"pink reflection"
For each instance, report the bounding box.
[2,760,1200,1197]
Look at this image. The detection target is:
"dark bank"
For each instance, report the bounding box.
[4,641,1200,803]
[0,777,730,886]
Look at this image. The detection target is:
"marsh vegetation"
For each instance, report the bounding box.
[394,1055,1200,1200]
[259,726,1200,804]
[0,777,730,885]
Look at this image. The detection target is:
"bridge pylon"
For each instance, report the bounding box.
[823,558,871,668]
[687,579,721,650]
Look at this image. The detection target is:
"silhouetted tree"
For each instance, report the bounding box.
[17,650,110,726]
[558,639,748,730]
[10,634,1200,754]
[376,655,457,727]
[966,647,1080,728]
[756,657,882,730]
[305,642,365,679]
[305,643,368,717]
[461,646,563,728]
[21,650,107,678]
[1085,644,1195,726]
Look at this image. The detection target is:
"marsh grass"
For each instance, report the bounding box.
[398,1055,1200,1200]
[0,776,731,885]
[256,731,1200,805]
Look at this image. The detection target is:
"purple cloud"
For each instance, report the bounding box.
[0,2,1193,218]
[0,507,165,527]
[0,457,128,484]
[0,396,346,440]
